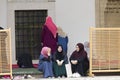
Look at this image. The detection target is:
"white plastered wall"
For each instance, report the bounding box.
[55,0,95,57]
[0,0,7,29]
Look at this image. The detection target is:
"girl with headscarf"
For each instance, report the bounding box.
[38,47,54,78]
[69,43,89,76]
[57,27,68,64]
[41,16,57,54]
[53,45,67,78]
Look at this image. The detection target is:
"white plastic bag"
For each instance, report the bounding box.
[65,63,73,78]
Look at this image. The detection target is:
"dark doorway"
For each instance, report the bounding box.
[15,10,47,60]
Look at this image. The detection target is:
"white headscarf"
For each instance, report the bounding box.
[57,27,67,38]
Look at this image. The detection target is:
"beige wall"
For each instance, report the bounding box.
[96,0,120,27]
[95,0,107,27]
[7,0,56,64]
[104,0,120,27]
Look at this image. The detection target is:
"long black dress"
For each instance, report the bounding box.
[69,43,89,76]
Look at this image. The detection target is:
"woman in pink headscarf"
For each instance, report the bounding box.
[41,16,57,54]
[38,47,54,78]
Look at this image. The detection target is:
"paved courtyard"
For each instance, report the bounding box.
[1,76,120,80]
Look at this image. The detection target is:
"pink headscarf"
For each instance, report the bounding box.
[45,16,57,38]
[41,47,49,58]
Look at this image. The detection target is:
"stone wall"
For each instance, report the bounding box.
[96,0,120,27]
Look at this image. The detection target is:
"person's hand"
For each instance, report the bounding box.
[47,48,51,56]
[74,60,78,64]
[71,60,74,64]
[71,60,78,65]
[60,60,64,65]
[56,60,62,66]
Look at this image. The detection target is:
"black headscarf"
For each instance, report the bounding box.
[70,43,87,60]
[55,45,65,61]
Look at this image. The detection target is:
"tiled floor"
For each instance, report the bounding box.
[2,76,117,80]
[37,76,120,80]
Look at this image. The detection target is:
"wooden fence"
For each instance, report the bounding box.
[89,27,120,76]
[0,28,12,79]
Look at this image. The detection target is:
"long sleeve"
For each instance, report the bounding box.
[69,54,72,61]
[77,52,88,62]
[52,52,56,61]
[39,54,51,62]
[69,53,84,62]
[63,52,67,61]
[69,53,75,61]
[42,56,50,62]
[69,54,73,64]
[66,36,68,44]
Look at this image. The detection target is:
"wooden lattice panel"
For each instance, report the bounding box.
[0,29,12,78]
[89,28,120,75]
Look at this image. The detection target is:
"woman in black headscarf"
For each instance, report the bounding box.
[53,45,67,77]
[69,43,89,76]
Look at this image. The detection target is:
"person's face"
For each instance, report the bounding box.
[76,45,80,52]
[58,46,62,52]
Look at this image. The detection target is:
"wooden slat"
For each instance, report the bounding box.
[0,29,12,79]
[89,27,120,76]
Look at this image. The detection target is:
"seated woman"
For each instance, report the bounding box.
[69,43,89,76]
[53,45,67,78]
[38,47,54,78]
[17,50,33,68]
